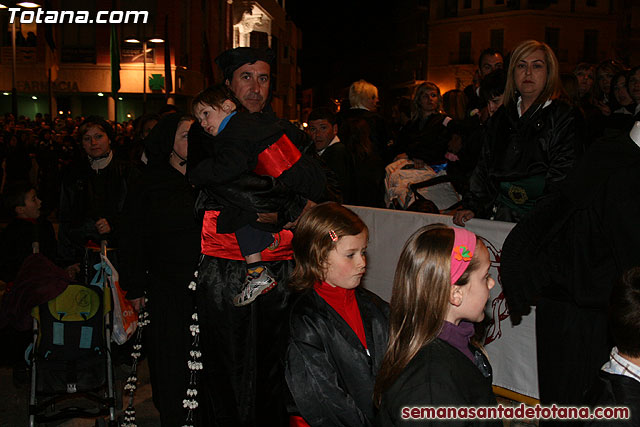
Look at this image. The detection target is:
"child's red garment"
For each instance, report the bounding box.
[289,415,310,427]
[314,281,367,349]
[200,210,294,260]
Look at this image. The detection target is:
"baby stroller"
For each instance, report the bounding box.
[384,159,461,213]
[28,241,119,427]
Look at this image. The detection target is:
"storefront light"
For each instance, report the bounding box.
[31,95,37,100]
[97,92,104,97]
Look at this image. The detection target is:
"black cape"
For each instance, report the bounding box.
[286,287,390,427]
[376,339,500,426]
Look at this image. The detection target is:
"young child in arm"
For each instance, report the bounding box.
[285,202,389,426]
[374,224,502,426]
[189,85,323,306]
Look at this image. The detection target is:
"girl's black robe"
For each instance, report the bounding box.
[376,339,501,427]
[285,287,390,427]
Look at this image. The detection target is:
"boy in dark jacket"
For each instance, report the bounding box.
[0,181,56,378]
[583,267,640,426]
[0,181,57,287]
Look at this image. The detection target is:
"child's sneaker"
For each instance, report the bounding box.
[233,266,277,307]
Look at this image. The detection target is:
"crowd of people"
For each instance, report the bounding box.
[0,39,639,427]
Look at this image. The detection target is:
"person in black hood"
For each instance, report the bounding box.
[500,123,640,422]
[119,112,201,426]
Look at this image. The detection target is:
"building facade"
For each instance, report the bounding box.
[388,0,633,97]
[0,0,301,121]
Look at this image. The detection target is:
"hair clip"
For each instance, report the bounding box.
[329,230,338,242]
[453,245,473,262]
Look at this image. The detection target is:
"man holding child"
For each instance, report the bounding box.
[188,47,330,426]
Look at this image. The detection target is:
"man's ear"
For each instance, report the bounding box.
[449,285,463,307]
[15,205,25,217]
[332,124,338,135]
[225,79,231,88]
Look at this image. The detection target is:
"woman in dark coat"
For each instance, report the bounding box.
[340,118,386,208]
[394,82,451,170]
[454,40,582,226]
[119,113,200,426]
[57,116,140,276]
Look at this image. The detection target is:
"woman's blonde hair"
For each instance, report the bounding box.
[503,40,561,108]
[289,202,368,291]
[349,80,378,110]
[411,82,443,120]
[373,224,480,405]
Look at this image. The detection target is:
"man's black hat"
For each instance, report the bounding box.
[215,47,275,82]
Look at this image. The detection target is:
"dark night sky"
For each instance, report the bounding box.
[286,0,392,103]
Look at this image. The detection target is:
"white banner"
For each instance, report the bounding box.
[349,206,538,400]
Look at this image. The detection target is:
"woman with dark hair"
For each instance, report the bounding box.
[454,40,582,225]
[394,82,451,170]
[605,71,636,133]
[594,60,624,109]
[573,62,595,102]
[340,118,385,208]
[57,116,140,280]
[119,113,200,426]
[578,60,626,140]
[560,72,581,107]
[628,65,640,120]
[442,89,467,121]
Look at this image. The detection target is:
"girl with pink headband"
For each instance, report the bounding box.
[374,224,501,426]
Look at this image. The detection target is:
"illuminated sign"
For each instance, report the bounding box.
[17,81,80,92]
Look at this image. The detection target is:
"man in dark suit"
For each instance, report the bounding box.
[463,48,504,117]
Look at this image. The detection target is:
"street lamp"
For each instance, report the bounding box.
[0,1,41,119]
[125,36,164,114]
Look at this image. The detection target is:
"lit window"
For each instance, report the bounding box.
[233,3,273,49]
